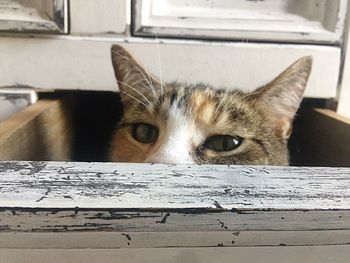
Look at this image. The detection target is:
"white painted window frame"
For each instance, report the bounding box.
[69,0,128,35]
[0,0,68,34]
[337,0,350,118]
[132,0,348,44]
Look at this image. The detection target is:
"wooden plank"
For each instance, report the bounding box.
[1,230,350,248]
[293,108,350,167]
[0,101,72,161]
[0,246,349,263]
[0,161,350,210]
[0,36,340,97]
[0,161,349,251]
[0,161,350,234]
[1,207,350,232]
[0,208,349,232]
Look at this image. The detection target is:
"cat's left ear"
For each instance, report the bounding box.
[111,45,160,105]
[252,56,312,138]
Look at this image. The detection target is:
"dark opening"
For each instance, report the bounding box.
[40,91,123,162]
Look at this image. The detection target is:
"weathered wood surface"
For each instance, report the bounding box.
[1,230,350,249]
[1,161,350,209]
[1,246,350,263]
[0,161,350,249]
[1,208,350,232]
[0,100,72,161]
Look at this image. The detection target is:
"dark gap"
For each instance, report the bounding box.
[39,91,123,162]
[289,98,334,166]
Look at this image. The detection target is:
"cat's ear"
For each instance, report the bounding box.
[252,56,312,138]
[111,45,160,105]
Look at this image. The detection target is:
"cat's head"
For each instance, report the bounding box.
[109,45,312,165]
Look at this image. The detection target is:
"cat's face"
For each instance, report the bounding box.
[109,45,312,165]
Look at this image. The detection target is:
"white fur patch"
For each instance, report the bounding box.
[147,105,199,164]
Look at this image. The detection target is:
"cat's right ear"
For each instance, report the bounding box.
[251,56,312,138]
[111,45,160,105]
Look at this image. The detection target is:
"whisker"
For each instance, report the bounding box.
[112,50,158,98]
[154,32,164,97]
[240,89,283,100]
[119,90,153,111]
[117,80,153,107]
[240,91,262,99]
[134,66,158,99]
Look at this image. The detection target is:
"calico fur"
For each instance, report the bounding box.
[109,45,312,165]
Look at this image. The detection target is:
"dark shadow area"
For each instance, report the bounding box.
[289,98,328,165]
[288,98,350,167]
[39,91,123,162]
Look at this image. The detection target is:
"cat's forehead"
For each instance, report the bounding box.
[159,84,255,125]
[119,85,254,140]
[123,83,261,136]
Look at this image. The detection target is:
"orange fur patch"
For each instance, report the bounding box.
[110,132,152,162]
[188,91,216,125]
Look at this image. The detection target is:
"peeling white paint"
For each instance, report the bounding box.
[0,161,349,209]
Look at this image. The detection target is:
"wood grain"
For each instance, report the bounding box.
[1,161,350,209]
[0,246,349,263]
[0,100,72,161]
[1,208,349,232]
[1,230,350,249]
[0,161,349,238]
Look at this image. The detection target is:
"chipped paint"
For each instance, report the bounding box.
[0,160,349,249]
[0,161,349,235]
[1,161,350,209]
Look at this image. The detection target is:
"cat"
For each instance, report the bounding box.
[109,45,312,165]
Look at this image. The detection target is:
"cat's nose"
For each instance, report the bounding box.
[147,148,195,164]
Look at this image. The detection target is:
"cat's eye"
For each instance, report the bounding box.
[131,123,158,144]
[204,135,243,152]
